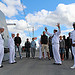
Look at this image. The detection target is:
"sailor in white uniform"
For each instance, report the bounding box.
[45,23,62,65]
[70,23,75,69]
[0,27,4,68]
[39,38,46,59]
[8,34,16,64]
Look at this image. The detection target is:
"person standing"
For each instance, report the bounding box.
[0,27,4,68]
[59,36,65,61]
[65,37,69,60]
[45,23,62,65]
[41,31,50,60]
[8,34,16,64]
[31,38,36,59]
[63,35,67,59]
[70,22,75,69]
[25,38,31,58]
[66,33,73,60]
[39,37,46,59]
[14,33,22,59]
[49,36,53,58]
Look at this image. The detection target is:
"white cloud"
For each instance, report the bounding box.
[0,0,26,17]
[7,25,31,46]
[1,0,75,46]
[59,29,73,38]
[6,19,42,32]
[61,29,73,33]
[7,19,42,46]
[26,3,75,28]
[6,19,30,46]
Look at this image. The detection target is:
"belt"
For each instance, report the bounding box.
[73,40,75,42]
[72,44,75,47]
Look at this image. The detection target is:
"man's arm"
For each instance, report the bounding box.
[56,23,61,35]
[56,23,60,29]
[19,37,21,45]
[29,42,31,48]
[14,37,17,45]
[45,27,53,36]
[70,32,72,46]
[25,42,26,48]
[63,40,65,49]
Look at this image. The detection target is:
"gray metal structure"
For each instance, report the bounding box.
[0,10,9,61]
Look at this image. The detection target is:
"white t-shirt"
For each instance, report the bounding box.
[46,29,61,44]
[70,30,75,44]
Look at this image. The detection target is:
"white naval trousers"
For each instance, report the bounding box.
[0,46,4,66]
[39,46,42,59]
[52,43,62,64]
[72,47,75,66]
[9,47,15,63]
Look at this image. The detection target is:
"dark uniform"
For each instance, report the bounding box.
[25,41,31,58]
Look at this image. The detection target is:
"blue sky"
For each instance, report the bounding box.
[22,0,74,38]
[0,0,75,46]
[24,0,75,14]
[15,0,75,19]
[24,0,74,12]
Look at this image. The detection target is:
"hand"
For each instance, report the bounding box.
[56,23,60,28]
[17,44,19,46]
[45,27,47,32]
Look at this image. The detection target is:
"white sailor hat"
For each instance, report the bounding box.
[54,29,57,31]
[0,27,4,29]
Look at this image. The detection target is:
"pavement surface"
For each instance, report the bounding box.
[0,51,75,75]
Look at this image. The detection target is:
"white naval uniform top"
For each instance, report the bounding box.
[0,34,4,46]
[8,37,15,49]
[70,30,75,44]
[46,29,61,44]
[0,34,4,52]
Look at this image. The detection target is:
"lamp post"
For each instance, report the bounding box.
[32,27,34,38]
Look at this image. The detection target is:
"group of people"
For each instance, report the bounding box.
[40,23,62,65]
[8,33,22,64]
[0,22,75,69]
[25,38,36,59]
[0,30,36,68]
[0,30,23,68]
[38,23,75,69]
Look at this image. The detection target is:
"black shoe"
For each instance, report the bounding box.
[48,58,51,60]
[53,63,56,64]
[0,65,3,68]
[33,57,35,59]
[39,58,41,60]
[10,63,14,64]
[57,63,62,65]
[14,61,17,63]
[20,57,22,59]
[53,63,62,65]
